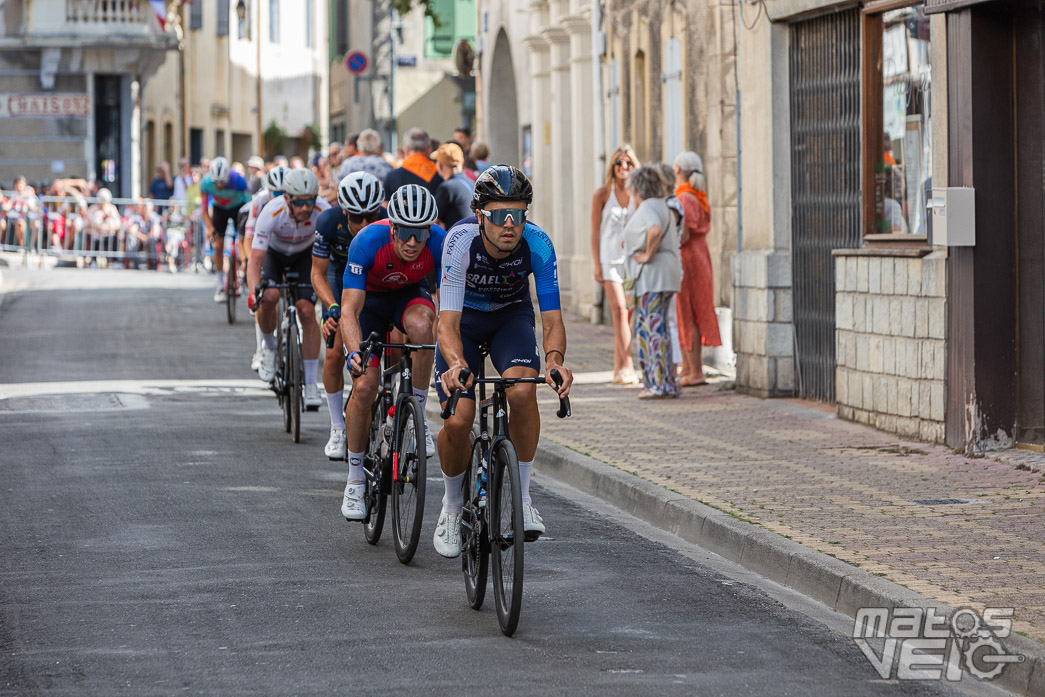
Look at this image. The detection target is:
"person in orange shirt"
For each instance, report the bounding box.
[383,127,443,200]
[672,151,722,386]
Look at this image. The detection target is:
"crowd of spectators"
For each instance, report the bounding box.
[1,128,494,271]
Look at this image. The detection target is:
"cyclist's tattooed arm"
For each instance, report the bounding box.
[339,287,367,376]
[539,308,572,397]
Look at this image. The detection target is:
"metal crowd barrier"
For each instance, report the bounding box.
[0,196,211,273]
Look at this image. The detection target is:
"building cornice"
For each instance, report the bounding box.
[561,15,590,36]
[522,34,551,53]
[540,25,570,46]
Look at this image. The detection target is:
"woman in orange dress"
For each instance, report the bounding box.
[673,151,721,386]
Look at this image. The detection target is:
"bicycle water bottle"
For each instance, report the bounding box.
[380,404,395,458]
[478,460,487,507]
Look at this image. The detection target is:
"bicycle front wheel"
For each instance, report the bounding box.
[288,319,302,443]
[490,439,524,636]
[391,397,427,564]
[279,321,291,434]
[462,427,488,610]
[225,253,236,324]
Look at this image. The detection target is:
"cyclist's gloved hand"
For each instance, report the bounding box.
[347,350,365,378]
[247,285,263,312]
[323,304,341,323]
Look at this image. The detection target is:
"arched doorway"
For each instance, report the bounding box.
[487,29,519,166]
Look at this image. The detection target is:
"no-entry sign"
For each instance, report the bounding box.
[346,51,369,75]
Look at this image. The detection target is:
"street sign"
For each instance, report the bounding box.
[346,51,369,75]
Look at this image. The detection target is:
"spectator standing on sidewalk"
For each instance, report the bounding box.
[172,159,193,202]
[673,151,722,386]
[468,141,491,178]
[7,176,42,248]
[246,156,266,194]
[383,127,443,198]
[431,142,473,229]
[148,162,174,201]
[338,128,392,182]
[623,166,681,399]
[591,145,640,385]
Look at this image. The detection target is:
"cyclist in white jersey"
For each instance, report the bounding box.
[245,165,288,372]
[247,169,331,409]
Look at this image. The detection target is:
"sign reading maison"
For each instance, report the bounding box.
[1,93,91,118]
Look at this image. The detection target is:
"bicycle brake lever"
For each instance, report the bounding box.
[549,369,571,419]
[441,368,472,419]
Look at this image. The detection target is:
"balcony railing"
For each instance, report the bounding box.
[66,0,150,24]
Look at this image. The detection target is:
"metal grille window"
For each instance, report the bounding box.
[335,1,348,56]
[189,0,202,30]
[269,0,279,43]
[789,9,862,402]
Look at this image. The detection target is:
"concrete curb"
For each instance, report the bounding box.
[532,439,1044,696]
[425,395,1043,695]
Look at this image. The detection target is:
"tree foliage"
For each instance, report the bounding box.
[390,0,442,27]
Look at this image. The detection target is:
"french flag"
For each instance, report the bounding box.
[150,0,168,29]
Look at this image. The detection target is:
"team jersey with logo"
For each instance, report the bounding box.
[343,221,446,293]
[244,189,275,235]
[199,172,251,210]
[439,217,560,313]
[251,195,331,255]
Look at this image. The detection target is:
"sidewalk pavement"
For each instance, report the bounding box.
[526,313,1044,694]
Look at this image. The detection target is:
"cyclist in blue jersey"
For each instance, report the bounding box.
[200,157,252,303]
[312,172,386,460]
[434,165,573,557]
[337,185,446,522]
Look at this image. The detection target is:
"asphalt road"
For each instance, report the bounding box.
[0,268,1009,696]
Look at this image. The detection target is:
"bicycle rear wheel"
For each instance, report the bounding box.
[462,428,489,610]
[288,319,302,443]
[490,439,524,636]
[225,250,236,324]
[391,397,427,564]
[363,400,387,544]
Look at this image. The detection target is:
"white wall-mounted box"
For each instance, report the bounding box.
[927,187,976,246]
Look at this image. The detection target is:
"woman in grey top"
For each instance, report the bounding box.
[623,166,682,399]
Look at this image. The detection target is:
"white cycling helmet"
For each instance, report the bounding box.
[266,165,289,192]
[283,168,319,197]
[387,184,438,227]
[338,172,384,215]
[209,156,230,184]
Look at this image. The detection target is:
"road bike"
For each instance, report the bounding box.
[354,330,434,564]
[442,350,571,636]
[257,274,305,443]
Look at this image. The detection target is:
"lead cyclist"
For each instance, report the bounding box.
[434,165,574,558]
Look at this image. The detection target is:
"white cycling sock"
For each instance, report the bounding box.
[254,322,263,352]
[347,451,364,481]
[327,391,345,429]
[305,359,318,387]
[518,459,534,506]
[261,331,277,350]
[441,472,465,515]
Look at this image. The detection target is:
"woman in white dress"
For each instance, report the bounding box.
[590,144,640,384]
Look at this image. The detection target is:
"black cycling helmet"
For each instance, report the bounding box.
[470,164,533,210]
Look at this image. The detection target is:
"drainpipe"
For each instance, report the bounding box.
[591,0,604,182]
[256,0,263,155]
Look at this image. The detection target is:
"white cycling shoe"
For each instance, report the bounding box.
[213,286,226,303]
[424,420,435,458]
[433,511,462,558]
[250,350,262,372]
[257,348,277,382]
[341,480,367,521]
[325,428,346,460]
[522,504,546,541]
[304,383,322,411]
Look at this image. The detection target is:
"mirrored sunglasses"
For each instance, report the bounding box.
[288,196,316,208]
[615,159,635,168]
[479,208,527,227]
[394,225,430,243]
